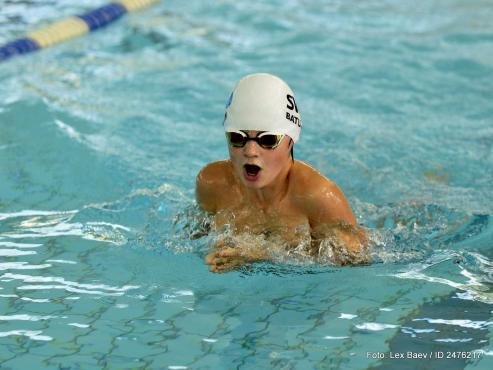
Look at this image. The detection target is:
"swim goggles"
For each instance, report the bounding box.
[226,131,284,149]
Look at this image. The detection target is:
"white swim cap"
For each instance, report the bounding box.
[223,73,302,143]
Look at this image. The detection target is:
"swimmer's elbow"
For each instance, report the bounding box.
[313,226,370,266]
[333,226,366,252]
[344,229,371,264]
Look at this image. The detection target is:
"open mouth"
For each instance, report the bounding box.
[243,164,261,180]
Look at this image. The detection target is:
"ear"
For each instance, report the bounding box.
[288,138,294,161]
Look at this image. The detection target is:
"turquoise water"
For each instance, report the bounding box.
[1,0,493,368]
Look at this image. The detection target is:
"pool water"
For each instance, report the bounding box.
[1,0,492,369]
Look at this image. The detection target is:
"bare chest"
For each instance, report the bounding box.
[213,198,310,245]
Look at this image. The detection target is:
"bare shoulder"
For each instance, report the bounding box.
[290,160,338,198]
[197,160,232,183]
[290,161,356,226]
[196,160,234,212]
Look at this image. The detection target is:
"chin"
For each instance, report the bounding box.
[241,178,264,188]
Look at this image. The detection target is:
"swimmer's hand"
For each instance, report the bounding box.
[205,238,268,273]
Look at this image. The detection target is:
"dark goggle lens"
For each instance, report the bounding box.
[258,134,280,148]
[226,132,283,149]
[227,132,246,147]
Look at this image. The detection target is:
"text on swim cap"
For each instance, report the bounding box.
[286,94,298,113]
[286,94,301,127]
[286,112,301,127]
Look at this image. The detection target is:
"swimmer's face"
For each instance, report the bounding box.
[228,130,293,189]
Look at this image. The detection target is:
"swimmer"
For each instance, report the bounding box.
[196,73,368,272]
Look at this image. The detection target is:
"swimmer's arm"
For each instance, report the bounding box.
[305,182,369,264]
[195,165,218,213]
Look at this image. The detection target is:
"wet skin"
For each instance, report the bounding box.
[196,131,368,272]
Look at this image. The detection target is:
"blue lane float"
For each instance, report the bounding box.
[0,38,40,60]
[78,3,128,31]
[0,0,159,62]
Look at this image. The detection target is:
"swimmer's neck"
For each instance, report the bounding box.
[240,160,293,209]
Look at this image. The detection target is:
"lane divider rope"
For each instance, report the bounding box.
[0,0,160,62]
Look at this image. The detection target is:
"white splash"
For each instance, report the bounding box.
[0,249,36,257]
[0,209,78,221]
[2,273,139,296]
[46,260,77,265]
[0,209,130,245]
[0,262,51,271]
[175,290,194,296]
[0,242,43,248]
[0,314,54,321]
[68,323,90,328]
[54,119,83,141]
[324,335,350,340]
[435,338,473,343]
[21,297,50,303]
[0,330,52,341]
[339,313,357,320]
[355,322,399,331]
[389,250,493,304]
[413,318,493,330]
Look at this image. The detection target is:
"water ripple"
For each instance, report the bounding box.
[0,262,51,271]
[412,318,493,330]
[0,208,132,245]
[0,242,43,248]
[0,330,52,341]
[2,273,139,297]
[0,314,54,322]
[355,322,399,331]
[0,210,78,222]
[0,249,36,257]
[390,250,493,304]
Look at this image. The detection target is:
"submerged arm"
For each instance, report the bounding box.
[310,222,369,265]
[304,181,370,265]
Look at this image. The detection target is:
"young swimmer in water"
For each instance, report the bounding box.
[196,73,368,272]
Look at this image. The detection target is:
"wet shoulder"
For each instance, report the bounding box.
[291,160,334,188]
[196,160,235,212]
[197,160,233,184]
[289,161,356,225]
[289,160,338,205]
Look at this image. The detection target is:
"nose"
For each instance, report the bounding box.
[243,139,260,157]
